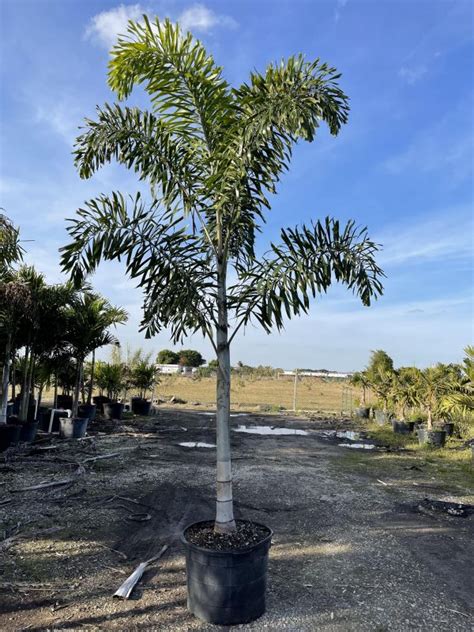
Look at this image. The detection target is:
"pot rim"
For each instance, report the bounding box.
[181,519,273,556]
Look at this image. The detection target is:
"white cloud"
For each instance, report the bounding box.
[377,204,473,267]
[334,0,348,24]
[34,99,84,144]
[85,3,145,48]
[178,4,237,33]
[85,3,237,49]
[398,64,427,85]
[382,100,473,185]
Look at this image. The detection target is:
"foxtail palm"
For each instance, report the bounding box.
[61,18,384,533]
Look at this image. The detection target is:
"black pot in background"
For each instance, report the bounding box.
[132,398,152,416]
[93,395,111,413]
[443,422,455,437]
[181,521,272,626]
[355,407,370,419]
[6,416,38,443]
[78,404,97,421]
[417,428,446,448]
[131,397,143,414]
[41,409,68,433]
[392,420,415,434]
[57,394,73,409]
[6,402,14,417]
[0,424,21,452]
[103,402,124,420]
[20,421,39,443]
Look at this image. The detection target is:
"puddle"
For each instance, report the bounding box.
[319,430,361,441]
[178,442,215,448]
[196,412,215,416]
[234,425,308,436]
[336,430,361,441]
[338,443,376,450]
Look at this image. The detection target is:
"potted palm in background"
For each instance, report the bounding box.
[61,18,384,624]
[131,354,156,415]
[61,290,127,436]
[365,350,395,424]
[390,366,420,434]
[0,214,29,449]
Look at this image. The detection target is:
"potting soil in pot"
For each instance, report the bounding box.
[185,520,271,551]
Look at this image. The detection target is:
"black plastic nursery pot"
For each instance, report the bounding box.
[40,409,66,432]
[103,402,124,420]
[0,424,21,452]
[355,407,370,419]
[56,394,73,409]
[131,398,152,416]
[443,422,454,437]
[20,421,39,443]
[78,404,97,421]
[9,418,39,443]
[181,521,273,626]
[417,428,446,448]
[392,420,415,435]
[131,397,141,414]
[59,416,89,439]
[93,395,112,413]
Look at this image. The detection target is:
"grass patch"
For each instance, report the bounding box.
[338,422,474,496]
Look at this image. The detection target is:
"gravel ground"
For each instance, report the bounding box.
[0,410,473,631]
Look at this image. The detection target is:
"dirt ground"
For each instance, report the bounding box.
[1,410,473,631]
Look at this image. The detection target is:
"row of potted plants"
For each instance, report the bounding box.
[352,348,474,447]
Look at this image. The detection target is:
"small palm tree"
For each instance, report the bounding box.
[65,291,127,416]
[61,18,384,532]
[391,366,421,420]
[440,347,474,425]
[416,364,457,430]
[350,371,370,406]
[0,277,32,423]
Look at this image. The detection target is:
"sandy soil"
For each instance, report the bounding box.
[0,410,473,631]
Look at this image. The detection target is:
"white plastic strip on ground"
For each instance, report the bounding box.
[233,425,308,436]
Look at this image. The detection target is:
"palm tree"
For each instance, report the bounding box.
[61,18,384,533]
[440,347,474,422]
[391,366,421,420]
[350,371,370,406]
[0,215,27,423]
[64,291,127,416]
[0,213,24,277]
[0,277,32,423]
[417,364,457,430]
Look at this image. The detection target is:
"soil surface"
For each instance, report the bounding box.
[1,409,473,631]
[184,520,271,551]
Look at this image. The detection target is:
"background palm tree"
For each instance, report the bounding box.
[61,18,384,532]
[416,364,457,430]
[350,371,370,406]
[64,291,127,416]
[390,366,421,420]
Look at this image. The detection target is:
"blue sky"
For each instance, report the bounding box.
[0,0,473,370]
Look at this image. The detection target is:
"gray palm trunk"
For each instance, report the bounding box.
[72,360,83,417]
[19,350,35,422]
[87,349,96,405]
[0,333,12,424]
[214,257,236,534]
